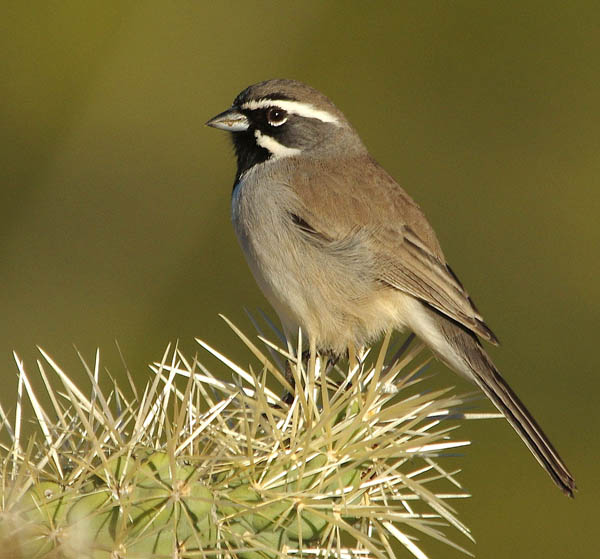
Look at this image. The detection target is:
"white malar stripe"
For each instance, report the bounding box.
[242,99,339,125]
[254,130,301,159]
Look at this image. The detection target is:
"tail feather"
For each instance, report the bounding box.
[469,352,576,497]
[414,304,576,497]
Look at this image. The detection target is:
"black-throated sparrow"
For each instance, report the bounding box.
[207,79,575,497]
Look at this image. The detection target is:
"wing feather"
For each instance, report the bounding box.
[283,154,499,344]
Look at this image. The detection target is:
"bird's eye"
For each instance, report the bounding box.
[266,107,287,126]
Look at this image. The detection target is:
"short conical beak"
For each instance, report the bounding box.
[206,108,249,132]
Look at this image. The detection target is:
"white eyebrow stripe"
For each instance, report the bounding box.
[254,130,301,159]
[241,99,340,125]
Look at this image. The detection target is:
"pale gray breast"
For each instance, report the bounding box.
[230,161,380,345]
[231,164,297,257]
[230,164,306,311]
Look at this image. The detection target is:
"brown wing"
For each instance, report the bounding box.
[284,154,499,345]
[372,225,499,344]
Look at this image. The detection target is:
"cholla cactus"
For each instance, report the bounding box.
[0,316,483,558]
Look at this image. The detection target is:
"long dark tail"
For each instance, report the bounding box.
[469,349,575,497]
[426,310,576,497]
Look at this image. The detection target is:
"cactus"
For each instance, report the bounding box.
[0,318,483,558]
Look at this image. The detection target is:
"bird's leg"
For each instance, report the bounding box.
[323,350,339,375]
[281,348,339,404]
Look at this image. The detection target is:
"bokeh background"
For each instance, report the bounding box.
[2,2,598,557]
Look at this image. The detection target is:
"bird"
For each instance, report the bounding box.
[206,79,575,497]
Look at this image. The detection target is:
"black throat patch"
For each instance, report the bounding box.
[231,130,270,184]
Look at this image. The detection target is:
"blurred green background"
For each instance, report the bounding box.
[2,1,598,557]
